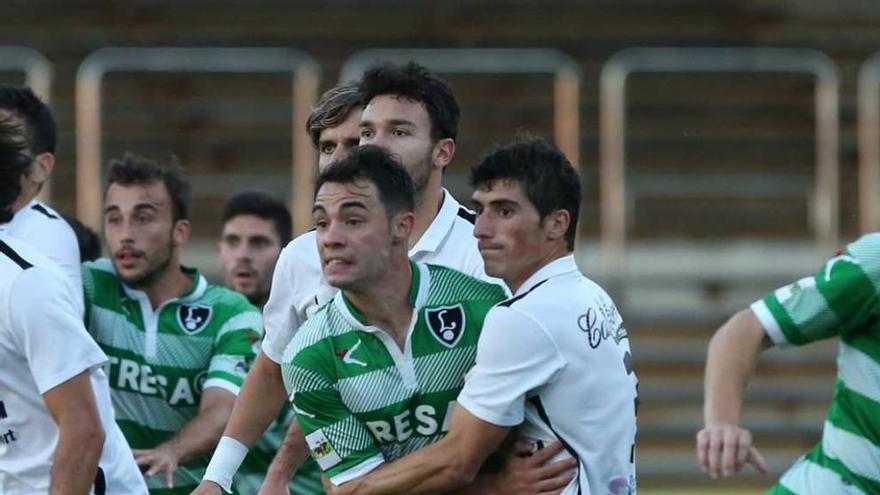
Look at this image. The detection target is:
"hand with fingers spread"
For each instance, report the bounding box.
[134,444,182,490]
[696,422,767,479]
[496,440,577,495]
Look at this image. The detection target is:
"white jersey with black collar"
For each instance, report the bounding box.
[458,255,638,495]
[0,199,83,317]
[0,234,146,495]
[261,188,502,363]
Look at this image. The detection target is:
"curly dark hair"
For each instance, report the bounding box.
[0,116,32,223]
[359,62,459,142]
[105,153,191,222]
[0,86,56,155]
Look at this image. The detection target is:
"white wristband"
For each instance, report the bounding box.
[203,436,249,493]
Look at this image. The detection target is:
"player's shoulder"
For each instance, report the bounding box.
[498,269,601,311]
[9,202,77,253]
[285,229,319,257]
[285,301,341,360]
[424,263,507,304]
[200,281,260,313]
[846,233,880,263]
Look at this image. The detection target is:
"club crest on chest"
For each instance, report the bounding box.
[425,304,466,348]
[177,304,213,335]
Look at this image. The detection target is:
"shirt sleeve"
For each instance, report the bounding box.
[262,242,307,363]
[457,305,566,427]
[205,299,263,396]
[751,235,880,347]
[8,266,106,394]
[285,341,384,486]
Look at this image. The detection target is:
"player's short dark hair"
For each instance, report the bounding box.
[471,136,581,250]
[359,62,459,142]
[0,86,56,155]
[0,116,32,223]
[222,191,292,245]
[63,215,102,262]
[105,153,191,222]
[306,83,363,149]
[315,145,414,218]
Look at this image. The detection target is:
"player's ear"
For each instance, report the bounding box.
[392,211,415,244]
[30,152,54,184]
[545,209,570,243]
[173,219,191,247]
[431,138,455,171]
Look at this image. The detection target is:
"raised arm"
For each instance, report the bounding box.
[697,309,770,478]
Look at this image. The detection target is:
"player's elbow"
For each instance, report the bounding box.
[65,415,105,455]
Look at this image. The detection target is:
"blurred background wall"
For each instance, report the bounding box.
[3,1,878,491]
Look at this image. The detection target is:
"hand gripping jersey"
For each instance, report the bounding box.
[751,233,880,494]
[0,236,145,495]
[282,262,507,485]
[458,255,638,495]
[82,259,262,495]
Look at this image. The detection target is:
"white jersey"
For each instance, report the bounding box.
[0,199,83,317]
[458,255,638,495]
[0,235,146,495]
[261,189,500,363]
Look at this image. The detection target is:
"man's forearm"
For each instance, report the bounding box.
[703,309,770,425]
[51,424,104,495]
[345,439,472,495]
[223,351,289,447]
[263,418,310,485]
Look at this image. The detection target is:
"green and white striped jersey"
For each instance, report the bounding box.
[281,262,507,485]
[751,233,880,494]
[82,259,263,495]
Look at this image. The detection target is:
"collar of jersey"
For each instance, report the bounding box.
[408,188,458,258]
[335,260,430,331]
[514,254,579,297]
[120,265,208,303]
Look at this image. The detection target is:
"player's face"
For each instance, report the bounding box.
[313,180,397,291]
[359,95,436,196]
[317,109,363,172]
[104,181,188,288]
[217,214,282,306]
[472,179,552,292]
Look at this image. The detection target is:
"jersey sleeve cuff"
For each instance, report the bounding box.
[457,395,523,427]
[329,453,385,486]
[750,299,789,348]
[37,355,107,395]
[202,378,241,397]
[261,338,284,364]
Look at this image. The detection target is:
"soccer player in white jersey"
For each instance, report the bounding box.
[0,116,146,494]
[698,236,880,492]
[197,66,505,494]
[327,137,639,495]
[0,86,83,316]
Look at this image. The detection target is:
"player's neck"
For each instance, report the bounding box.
[345,255,414,349]
[408,185,443,250]
[506,245,572,294]
[10,188,37,214]
[138,258,195,309]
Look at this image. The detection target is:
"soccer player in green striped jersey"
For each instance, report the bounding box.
[83,154,263,495]
[698,234,880,493]
[282,145,509,488]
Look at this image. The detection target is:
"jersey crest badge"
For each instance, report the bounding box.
[177,304,213,335]
[426,304,466,348]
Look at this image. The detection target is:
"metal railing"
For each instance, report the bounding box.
[858,52,880,234]
[0,47,53,201]
[340,48,581,169]
[600,47,840,277]
[75,47,321,231]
